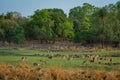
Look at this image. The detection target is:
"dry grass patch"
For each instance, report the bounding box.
[0,64,119,80]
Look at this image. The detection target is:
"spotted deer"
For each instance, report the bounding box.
[33,63,40,67]
[21,56,27,62]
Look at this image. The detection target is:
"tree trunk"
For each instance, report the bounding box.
[102,19,105,48]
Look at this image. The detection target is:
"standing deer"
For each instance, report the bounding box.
[109,57,113,64]
[33,63,40,67]
[48,55,52,59]
[21,56,27,62]
[40,60,46,64]
[82,60,88,65]
[68,56,73,61]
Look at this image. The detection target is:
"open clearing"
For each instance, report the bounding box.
[0,47,120,71]
[0,47,120,80]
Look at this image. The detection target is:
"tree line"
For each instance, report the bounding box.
[0,2,120,47]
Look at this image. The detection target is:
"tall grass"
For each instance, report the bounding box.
[0,64,119,80]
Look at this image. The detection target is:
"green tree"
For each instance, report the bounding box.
[11,26,25,43]
[97,7,108,48]
[48,8,68,38]
[30,8,74,43]
[57,20,74,39]
[30,9,54,43]
[3,20,25,43]
[69,3,95,43]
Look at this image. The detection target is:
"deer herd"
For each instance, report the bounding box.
[81,54,113,65]
[21,53,118,67]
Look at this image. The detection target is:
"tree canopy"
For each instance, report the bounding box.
[0,1,120,47]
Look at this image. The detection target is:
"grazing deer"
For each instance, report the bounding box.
[82,54,88,58]
[89,58,95,63]
[40,60,46,64]
[109,57,112,64]
[33,63,40,67]
[60,55,66,59]
[98,61,102,64]
[48,55,52,59]
[95,55,99,60]
[68,57,73,61]
[88,55,95,63]
[82,60,88,65]
[99,57,103,60]
[21,56,26,62]
[82,54,85,58]
[88,54,92,58]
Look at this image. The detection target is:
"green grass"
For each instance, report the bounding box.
[0,47,120,71]
[0,55,119,71]
[0,56,21,65]
[0,46,120,55]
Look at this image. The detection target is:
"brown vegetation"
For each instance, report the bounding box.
[0,64,119,80]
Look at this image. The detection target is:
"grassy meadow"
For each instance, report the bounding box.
[0,47,120,80]
[0,47,120,70]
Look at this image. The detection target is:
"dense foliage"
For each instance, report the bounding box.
[0,2,120,47]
